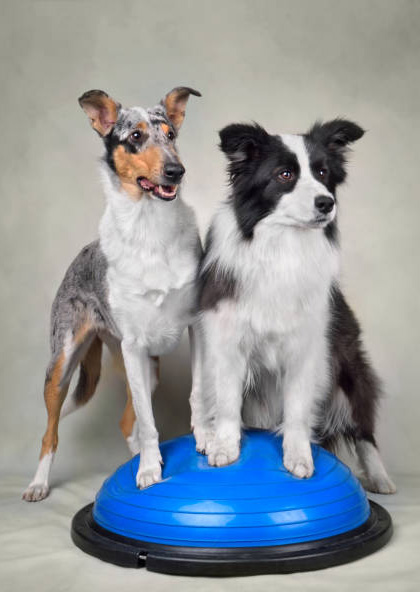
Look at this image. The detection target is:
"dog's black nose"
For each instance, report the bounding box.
[315,195,335,215]
[164,163,185,184]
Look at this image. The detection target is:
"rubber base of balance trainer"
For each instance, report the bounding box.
[71,500,392,576]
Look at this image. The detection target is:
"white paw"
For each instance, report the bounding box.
[283,439,314,479]
[362,474,397,495]
[22,482,50,502]
[194,426,214,455]
[207,437,240,467]
[284,456,314,479]
[136,464,162,489]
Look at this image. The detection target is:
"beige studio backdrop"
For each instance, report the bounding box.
[1,0,419,523]
[1,2,420,591]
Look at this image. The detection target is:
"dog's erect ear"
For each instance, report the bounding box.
[219,123,269,162]
[310,119,365,153]
[161,87,201,132]
[78,90,121,137]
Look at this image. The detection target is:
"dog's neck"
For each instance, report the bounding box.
[207,201,340,286]
[98,165,183,256]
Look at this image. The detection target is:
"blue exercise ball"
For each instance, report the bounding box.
[72,429,392,575]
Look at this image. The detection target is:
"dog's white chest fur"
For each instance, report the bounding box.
[207,204,340,366]
[99,182,200,355]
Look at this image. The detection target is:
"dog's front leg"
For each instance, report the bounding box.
[207,341,246,467]
[188,323,213,454]
[281,352,325,479]
[121,339,162,488]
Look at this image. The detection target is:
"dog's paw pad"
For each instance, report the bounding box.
[22,483,50,502]
[136,465,162,489]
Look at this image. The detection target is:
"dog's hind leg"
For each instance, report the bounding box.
[345,354,396,493]
[355,438,396,494]
[22,351,71,501]
[329,286,396,494]
[23,323,97,502]
[338,337,396,493]
[60,336,103,419]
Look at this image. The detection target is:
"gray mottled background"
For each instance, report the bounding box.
[1,0,419,484]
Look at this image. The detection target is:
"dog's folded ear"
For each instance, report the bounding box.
[310,119,365,153]
[219,123,269,162]
[161,87,201,132]
[78,90,121,137]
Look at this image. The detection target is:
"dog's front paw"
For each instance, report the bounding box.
[284,456,314,479]
[283,438,314,479]
[22,482,50,502]
[136,447,163,489]
[136,464,162,489]
[207,437,240,467]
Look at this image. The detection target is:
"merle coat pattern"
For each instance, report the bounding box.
[23,87,203,501]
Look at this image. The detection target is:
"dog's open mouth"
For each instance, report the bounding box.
[137,177,178,201]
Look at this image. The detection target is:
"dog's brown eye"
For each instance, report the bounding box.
[167,131,175,141]
[279,170,294,181]
[319,168,328,177]
[130,131,142,142]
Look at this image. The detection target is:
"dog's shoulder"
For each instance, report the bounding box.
[198,203,240,311]
[56,240,107,295]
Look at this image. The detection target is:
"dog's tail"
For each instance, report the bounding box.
[60,336,103,418]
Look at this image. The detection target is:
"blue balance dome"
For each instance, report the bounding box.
[72,430,392,576]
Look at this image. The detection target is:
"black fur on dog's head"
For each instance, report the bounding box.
[219,119,364,240]
[305,119,365,191]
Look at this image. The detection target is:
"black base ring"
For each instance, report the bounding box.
[71,501,392,576]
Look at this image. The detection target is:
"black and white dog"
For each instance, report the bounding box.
[194,119,396,494]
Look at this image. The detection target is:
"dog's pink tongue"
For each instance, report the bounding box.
[139,178,156,191]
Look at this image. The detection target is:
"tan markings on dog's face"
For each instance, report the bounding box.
[161,123,170,135]
[113,144,163,200]
[136,121,149,132]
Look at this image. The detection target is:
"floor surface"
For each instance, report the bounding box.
[1,472,419,592]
